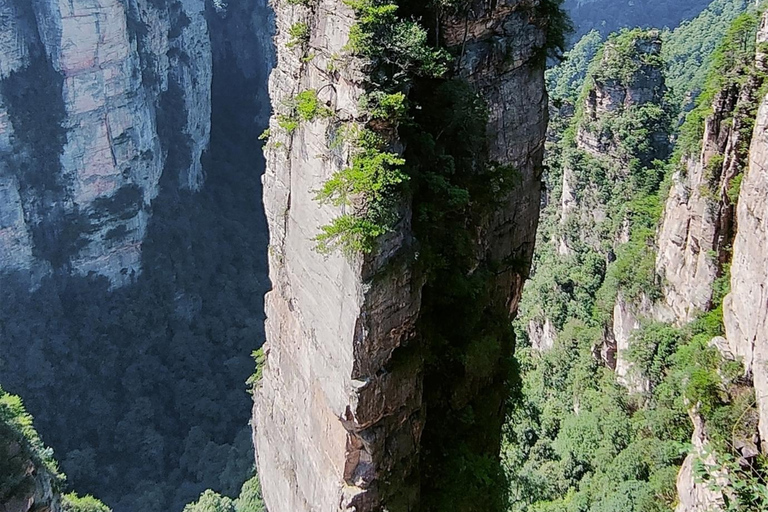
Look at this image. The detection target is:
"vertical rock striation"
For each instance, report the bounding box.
[724,84,768,453]
[254,1,424,509]
[253,0,550,510]
[0,0,213,287]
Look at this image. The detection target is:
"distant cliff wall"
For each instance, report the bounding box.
[0,0,213,287]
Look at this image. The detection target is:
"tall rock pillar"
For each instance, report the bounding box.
[253,1,551,510]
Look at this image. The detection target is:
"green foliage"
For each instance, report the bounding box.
[313,0,458,255]
[505,8,768,510]
[589,29,664,85]
[182,475,266,512]
[313,129,406,254]
[0,61,270,511]
[316,131,406,207]
[697,450,768,511]
[627,323,684,389]
[0,386,61,482]
[294,89,332,121]
[0,387,63,507]
[183,490,235,512]
[677,8,763,157]
[504,322,689,512]
[663,0,751,111]
[344,0,448,76]
[313,213,388,255]
[595,195,663,320]
[62,493,112,512]
[359,90,407,120]
[246,349,267,393]
[547,30,603,102]
[537,0,573,59]
[233,477,266,512]
[286,22,309,49]
[727,173,744,203]
[277,114,299,133]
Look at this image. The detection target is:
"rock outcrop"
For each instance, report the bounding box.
[0,0,213,287]
[0,388,62,512]
[253,0,549,510]
[576,30,667,162]
[611,293,651,394]
[675,409,727,512]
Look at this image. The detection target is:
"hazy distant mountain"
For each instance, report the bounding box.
[565,0,716,40]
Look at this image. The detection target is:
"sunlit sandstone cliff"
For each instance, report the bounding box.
[253,0,551,510]
[0,0,212,287]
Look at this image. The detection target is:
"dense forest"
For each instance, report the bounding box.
[0,36,270,512]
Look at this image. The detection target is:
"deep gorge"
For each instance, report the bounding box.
[0,1,273,511]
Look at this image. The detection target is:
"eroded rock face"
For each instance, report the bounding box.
[0,428,61,512]
[612,293,651,394]
[254,1,421,509]
[723,89,768,452]
[675,410,726,512]
[576,31,666,162]
[0,0,212,287]
[253,0,548,510]
[657,28,767,322]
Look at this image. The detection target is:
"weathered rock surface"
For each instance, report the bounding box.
[253,0,548,510]
[528,317,557,352]
[675,409,726,512]
[611,293,651,394]
[723,88,768,452]
[0,439,61,512]
[0,388,62,512]
[0,0,213,287]
[254,2,420,509]
[657,24,767,323]
[576,30,666,162]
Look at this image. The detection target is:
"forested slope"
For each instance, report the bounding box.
[505,3,768,511]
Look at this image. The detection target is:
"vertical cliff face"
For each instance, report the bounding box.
[657,26,766,323]
[253,0,550,510]
[0,0,212,287]
[724,81,768,453]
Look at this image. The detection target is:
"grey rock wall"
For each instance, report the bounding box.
[723,89,768,452]
[0,0,213,287]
